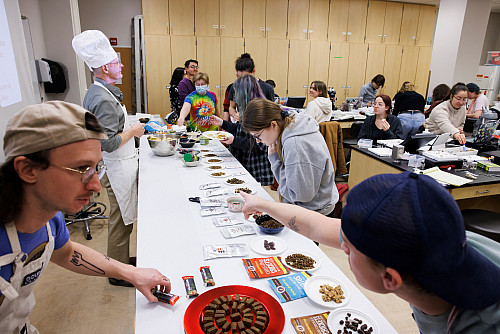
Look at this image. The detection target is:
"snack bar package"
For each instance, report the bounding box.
[203,244,248,260]
[200,266,215,286]
[199,183,221,190]
[268,271,312,303]
[290,312,332,334]
[200,207,226,217]
[182,276,199,298]
[220,225,256,238]
[242,257,290,279]
[212,216,243,227]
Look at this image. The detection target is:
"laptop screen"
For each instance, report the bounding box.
[285,97,306,108]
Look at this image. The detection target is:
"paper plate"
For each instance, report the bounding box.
[231,185,257,195]
[327,308,379,334]
[184,285,285,334]
[204,165,225,171]
[282,250,321,272]
[225,178,246,186]
[203,131,234,141]
[200,153,219,158]
[205,158,224,164]
[249,235,287,255]
[303,275,350,308]
[209,171,230,178]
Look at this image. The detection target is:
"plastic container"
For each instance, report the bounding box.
[358,139,373,149]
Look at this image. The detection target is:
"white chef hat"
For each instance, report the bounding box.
[72,30,117,71]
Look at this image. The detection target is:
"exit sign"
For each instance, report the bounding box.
[109,37,117,46]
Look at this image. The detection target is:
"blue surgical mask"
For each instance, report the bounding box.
[196,85,208,95]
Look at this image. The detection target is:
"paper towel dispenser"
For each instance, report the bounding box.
[35,59,52,83]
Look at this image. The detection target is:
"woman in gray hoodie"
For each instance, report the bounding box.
[242,99,339,216]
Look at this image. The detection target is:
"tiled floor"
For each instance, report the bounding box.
[30,187,418,333]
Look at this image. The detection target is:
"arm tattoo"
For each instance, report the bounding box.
[287,216,299,233]
[104,255,110,261]
[70,251,105,275]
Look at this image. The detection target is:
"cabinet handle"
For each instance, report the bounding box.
[476,190,490,194]
[347,85,351,88]
[378,34,383,37]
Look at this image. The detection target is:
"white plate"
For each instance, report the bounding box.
[203,131,234,141]
[230,185,257,195]
[200,153,219,158]
[205,158,224,164]
[249,235,287,255]
[224,178,246,186]
[204,165,225,171]
[209,171,230,178]
[303,275,350,308]
[282,250,321,272]
[327,308,378,334]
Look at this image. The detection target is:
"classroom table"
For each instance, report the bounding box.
[135,137,397,333]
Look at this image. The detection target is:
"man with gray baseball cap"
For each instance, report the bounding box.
[73,30,145,286]
[0,101,171,334]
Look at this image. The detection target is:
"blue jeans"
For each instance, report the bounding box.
[398,112,425,140]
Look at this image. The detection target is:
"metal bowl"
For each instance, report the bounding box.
[147,134,177,156]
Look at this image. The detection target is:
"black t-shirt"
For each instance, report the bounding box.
[393,91,426,116]
[228,79,275,102]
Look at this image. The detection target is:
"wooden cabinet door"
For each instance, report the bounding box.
[328,0,349,42]
[382,44,403,98]
[365,1,386,44]
[328,42,349,104]
[145,35,172,117]
[399,3,419,45]
[196,37,221,97]
[288,0,310,40]
[169,0,195,35]
[308,40,331,103]
[243,0,266,38]
[220,37,244,107]
[414,46,432,97]
[346,43,368,98]
[266,0,288,39]
[288,40,311,97]
[170,36,197,70]
[365,43,385,85]
[244,38,268,77]
[267,39,289,97]
[220,0,243,37]
[416,5,436,46]
[142,0,169,35]
[347,0,368,43]
[195,0,220,36]
[383,2,403,45]
[399,45,419,86]
[308,0,329,41]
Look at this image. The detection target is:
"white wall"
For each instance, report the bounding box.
[481,12,500,65]
[78,0,141,48]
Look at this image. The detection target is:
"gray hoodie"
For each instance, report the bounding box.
[268,112,339,215]
[306,97,332,123]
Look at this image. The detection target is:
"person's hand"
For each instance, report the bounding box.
[366,102,372,107]
[130,123,146,138]
[233,113,240,122]
[453,132,466,145]
[128,267,171,303]
[177,118,184,127]
[220,135,234,145]
[240,192,266,219]
[459,128,464,134]
[268,143,277,155]
[380,119,390,132]
[209,115,223,127]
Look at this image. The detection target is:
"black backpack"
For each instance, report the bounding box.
[42,58,67,94]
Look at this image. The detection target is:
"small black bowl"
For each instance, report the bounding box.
[179,140,196,148]
[139,118,150,124]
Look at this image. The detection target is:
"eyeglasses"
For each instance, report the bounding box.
[453,96,467,103]
[189,65,199,69]
[251,129,264,141]
[53,162,106,184]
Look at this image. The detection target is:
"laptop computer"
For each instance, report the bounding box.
[401,133,436,154]
[285,96,306,109]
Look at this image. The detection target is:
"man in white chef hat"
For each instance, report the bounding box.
[72,30,145,287]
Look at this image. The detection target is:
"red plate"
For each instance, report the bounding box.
[184,285,285,333]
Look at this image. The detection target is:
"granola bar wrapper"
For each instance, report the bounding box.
[290,312,332,334]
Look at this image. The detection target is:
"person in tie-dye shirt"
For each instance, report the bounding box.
[177,72,220,132]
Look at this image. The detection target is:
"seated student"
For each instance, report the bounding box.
[357,95,404,140]
[241,98,338,216]
[358,74,385,107]
[425,83,450,118]
[265,79,279,100]
[240,172,500,334]
[392,82,426,139]
[393,81,410,101]
[424,82,467,144]
[466,82,492,135]
[305,80,333,123]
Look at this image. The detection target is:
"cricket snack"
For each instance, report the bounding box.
[285,253,316,270]
[226,178,245,185]
[255,214,284,229]
[235,187,252,194]
[319,284,344,303]
[337,312,373,334]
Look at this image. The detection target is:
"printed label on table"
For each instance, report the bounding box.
[290,312,332,334]
[268,271,312,303]
[242,257,290,278]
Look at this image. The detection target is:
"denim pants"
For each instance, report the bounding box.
[398,112,425,140]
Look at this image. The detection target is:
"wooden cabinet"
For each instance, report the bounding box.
[266,39,289,97]
[414,46,433,97]
[328,0,368,43]
[265,0,288,39]
[220,0,243,37]
[288,40,311,97]
[399,45,419,87]
[242,0,266,38]
[244,38,268,77]
[365,44,385,85]
[220,37,244,108]
[196,37,221,98]
[365,1,403,44]
[171,36,197,69]
[142,0,170,35]
[288,0,329,41]
[347,43,369,98]
[195,0,242,37]
[399,4,436,46]
[145,35,172,117]
[308,40,331,103]
[169,0,195,35]
[381,44,403,97]
[328,42,350,104]
[308,0,330,41]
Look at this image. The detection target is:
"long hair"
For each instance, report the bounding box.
[0,151,50,225]
[431,84,450,104]
[233,75,265,119]
[170,67,184,86]
[398,81,415,94]
[311,81,328,98]
[242,98,295,162]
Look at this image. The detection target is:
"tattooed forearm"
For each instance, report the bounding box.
[104,255,110,261]
[287,216,299,233]
[70,251,105,275]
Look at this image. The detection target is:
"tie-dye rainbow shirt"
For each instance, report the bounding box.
[184,91,218,132]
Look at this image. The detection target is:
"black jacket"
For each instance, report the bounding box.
[358,114,404,140]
